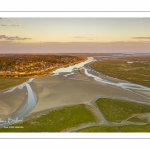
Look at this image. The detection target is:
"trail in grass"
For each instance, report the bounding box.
[64,123,103,132]
[64,102,111,132]
[87,103,110,125]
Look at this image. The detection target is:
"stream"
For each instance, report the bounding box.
[1,56,150,128]
[0,78,37,128]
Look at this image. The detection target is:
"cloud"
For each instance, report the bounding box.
[0,35,7,39]
[1,41,150,53]
[73,34,95,40]
[7,36,31,40]
[11,24,19,26]
[0,35,32,40]
[0,19,19,26]
[1,24,19,27]
[132,37,150,39]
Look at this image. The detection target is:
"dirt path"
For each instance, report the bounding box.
[63,123,104,132]
[87,102,110,125]
[64,102,111,132]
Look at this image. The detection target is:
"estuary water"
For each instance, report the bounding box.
[53,57,150,96]
[1,56,150,128]
[53,57,95,74]
[0,79,37,128]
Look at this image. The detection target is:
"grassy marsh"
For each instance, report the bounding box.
[77,124,150,132]
[90,59,150,87]
[0,104,97,132]
[95,98,150,123]
[0,78,28,90]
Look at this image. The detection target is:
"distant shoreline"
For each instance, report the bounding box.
[0,59,86,91]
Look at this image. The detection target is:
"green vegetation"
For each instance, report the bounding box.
[1,98,150,132]
[127,117,148,123]
[90,59,150,87]
[77,126,119,132]
[77,124,150,132]
[121,56,150,64]
[0,54,84,78]
[0,104,97,132]
[0,78,28,90]
[119,124,150,132]
[95,98,150,123]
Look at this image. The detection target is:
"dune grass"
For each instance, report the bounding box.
[0,104,97,132]
[95,98,150,123]
[0,78,28,90]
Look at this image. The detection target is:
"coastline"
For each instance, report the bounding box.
[26,57,150,121]
[0,78,38,128]
[0,58,87,127]
[1,56,150,129]
[0,58,86,92]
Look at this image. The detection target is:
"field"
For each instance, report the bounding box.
[95,98,150,123]
[90,57,150,87]
[1,55,150,132]
[77,126,119,132]
[0,78,28,90]
[77,98,150,132]
[0,104,97,132]
[1,98,150,132]
[77,124,150,132]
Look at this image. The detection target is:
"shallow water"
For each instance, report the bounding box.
[1,56,150,128]
[53,57,95,74]
[84,69,150,92]
[53,57,150,92]
[0,79,37,128]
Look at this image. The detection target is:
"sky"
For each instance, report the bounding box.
[0,18,150,53]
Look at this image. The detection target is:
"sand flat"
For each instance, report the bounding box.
[1,59,150,121]
[27,68,150,118]
[0,87,27,118]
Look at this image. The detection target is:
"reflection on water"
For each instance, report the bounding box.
[1,56,150,128]
[53,56,150,92]
[53,57,94,74]
[84,69,150,92]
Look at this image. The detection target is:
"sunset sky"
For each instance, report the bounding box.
[0,18,150,53]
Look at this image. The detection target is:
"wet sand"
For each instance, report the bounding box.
[26,67,150,119]
[0,79,37,128]
[1,58,150,122]
[0,87,27,118]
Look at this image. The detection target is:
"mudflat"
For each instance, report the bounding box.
[26,68,150,119]
[0,87,27,118]
[1,62,150,122]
